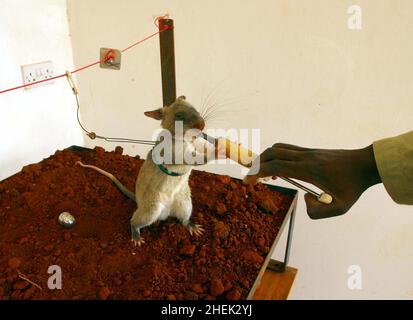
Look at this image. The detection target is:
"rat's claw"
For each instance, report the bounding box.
[188,224,204,237]
[194,227,204,236]
[132,237,145,247]
[131,225,143,246]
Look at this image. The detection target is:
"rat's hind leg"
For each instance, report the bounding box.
[171,190,204,237]
[186,221,205,237]
[130,203,165,246]
[130,224,144,247]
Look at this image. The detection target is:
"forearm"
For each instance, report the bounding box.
[353,145,382,190]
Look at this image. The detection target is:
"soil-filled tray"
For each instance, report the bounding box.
[0,146,295,300]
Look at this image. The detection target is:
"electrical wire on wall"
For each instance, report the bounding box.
[1,15,171,147]
[0,15,171,95]
[74,91,155,146]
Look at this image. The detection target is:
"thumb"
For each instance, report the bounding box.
[304,193,342,220]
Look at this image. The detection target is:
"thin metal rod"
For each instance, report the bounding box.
[102,138,155,145]
[281,177,320,198]
[74,93,156,146]
[282,202,296,270]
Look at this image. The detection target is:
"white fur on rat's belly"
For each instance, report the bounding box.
[133,145,194,226]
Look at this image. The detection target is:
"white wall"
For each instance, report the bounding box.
[0,0,83,181]
[66,0,413,299]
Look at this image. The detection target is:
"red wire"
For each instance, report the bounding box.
[154,14,170,28]
[121,26,168,53]
[0,74,67,94]
[0,24,170,95]
[105,49,117,61]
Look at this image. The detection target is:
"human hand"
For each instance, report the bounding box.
[246,143,381,219]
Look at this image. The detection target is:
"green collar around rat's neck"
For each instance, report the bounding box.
[151,142,186,177]
[158,164,185,177]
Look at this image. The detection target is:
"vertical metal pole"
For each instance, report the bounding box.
[281,205,296,271]
[269,194,297,273]
[159,18,176,106]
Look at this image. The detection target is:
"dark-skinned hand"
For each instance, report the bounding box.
[246,143,382,219]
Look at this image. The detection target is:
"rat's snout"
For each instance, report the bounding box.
[194,118,205,131]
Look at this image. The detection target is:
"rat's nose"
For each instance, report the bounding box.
[194,119,205,131]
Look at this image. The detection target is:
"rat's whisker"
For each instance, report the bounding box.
[203,100,229,116]
[201,75,235,111]
[200,78,241,118]
[200,85,227,118]
[204,110,228,124]
[203,100,240,120]
[204,111,229,123]
[204,107,224,120]
[199,95,210,118]
[200,77,255,121]
[205,116,224,125]
[202,93,225,118]
[210,95,249,108]
[201,102,213,119]
[204,106,234,123]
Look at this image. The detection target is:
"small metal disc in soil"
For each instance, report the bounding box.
[58,212,76,228]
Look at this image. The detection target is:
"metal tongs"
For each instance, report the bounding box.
[202,133,333,204]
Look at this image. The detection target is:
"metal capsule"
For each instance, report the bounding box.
[58,212,76,228]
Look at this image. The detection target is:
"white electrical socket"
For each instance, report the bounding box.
[21,61,54,89]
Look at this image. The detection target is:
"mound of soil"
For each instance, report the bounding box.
[0,146,293,300]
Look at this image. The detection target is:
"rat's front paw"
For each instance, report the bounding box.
[214,138,227,160]
[216,145,227,159]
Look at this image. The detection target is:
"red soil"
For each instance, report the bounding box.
[0,146,292,300]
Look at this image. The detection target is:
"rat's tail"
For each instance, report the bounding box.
[76,161,136,203]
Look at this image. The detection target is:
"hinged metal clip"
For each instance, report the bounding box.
[65,71,78,95]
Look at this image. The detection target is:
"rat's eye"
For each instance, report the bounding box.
[175,112,185,121]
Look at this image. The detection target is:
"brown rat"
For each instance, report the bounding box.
[77,96,220,246]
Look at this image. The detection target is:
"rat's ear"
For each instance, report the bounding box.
[177,95,186,100]
[144,108,164,120]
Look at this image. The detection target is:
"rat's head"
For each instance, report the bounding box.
[144,96,205,135]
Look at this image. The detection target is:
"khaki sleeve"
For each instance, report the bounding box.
[373,131,413,204]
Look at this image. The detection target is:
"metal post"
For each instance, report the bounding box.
[268,196,297,273]
[159,18,176,106]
